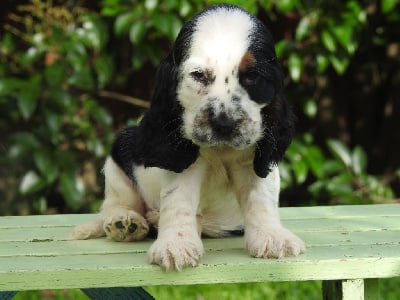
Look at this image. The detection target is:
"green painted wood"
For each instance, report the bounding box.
[82,287,154,300]
[2,243,400,270]
[1,215,399,243]
[0,229,399,258]
[1,204,399,229]
[0,214,92,228]
[342,279,364,300]
[0,204,399,292]
[0,244,399,291]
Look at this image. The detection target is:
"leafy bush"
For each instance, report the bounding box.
[280,135,394,204]
[0,2,114,214]
[261,0,400,205]
[102,0,204,69]
[0,0,398,215]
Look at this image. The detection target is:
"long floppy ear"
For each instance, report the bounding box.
[253,94,295,178]
[137,54,199,173]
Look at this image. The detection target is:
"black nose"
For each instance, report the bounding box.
[209,112,237,137]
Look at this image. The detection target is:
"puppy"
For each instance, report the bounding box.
[70,4,305,270]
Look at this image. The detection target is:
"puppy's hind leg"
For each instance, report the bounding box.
[101,157,150,242]
[70,157,149,242]
[69,217,105,240]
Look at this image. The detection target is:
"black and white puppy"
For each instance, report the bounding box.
[71,4,305,270]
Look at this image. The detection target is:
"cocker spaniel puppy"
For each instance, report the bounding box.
[70,4,305,270]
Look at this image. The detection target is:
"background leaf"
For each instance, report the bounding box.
[114,12,135,35]
[60,172,84,210]
[381,0,398,14]
[321,30,337,52]
[327,139,352,168]
[329,54,350,74]
[351,146,367,176]
[129,22,147,44]
[19,171,45,195]
[16,75,41,120]
[288,53,303,82]
[33,151,59,184]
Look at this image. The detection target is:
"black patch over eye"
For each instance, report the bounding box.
[190,70,210,85]
[241,71,260,86]
[239,70,275,104]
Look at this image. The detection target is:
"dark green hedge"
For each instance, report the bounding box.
[0,0,399,215]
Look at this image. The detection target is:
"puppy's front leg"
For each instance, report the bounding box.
[238,166,305,258]
[148,162,205,271]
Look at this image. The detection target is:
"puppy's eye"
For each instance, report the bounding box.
[190,70,209,85]
[241,71,260,86]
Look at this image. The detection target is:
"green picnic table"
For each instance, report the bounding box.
[1,204,399,299]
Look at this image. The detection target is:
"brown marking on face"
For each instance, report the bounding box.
[239,51,256,72]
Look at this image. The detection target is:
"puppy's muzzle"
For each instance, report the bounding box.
[209,111,238,139]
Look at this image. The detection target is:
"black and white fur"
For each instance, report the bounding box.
[70,4,305,270]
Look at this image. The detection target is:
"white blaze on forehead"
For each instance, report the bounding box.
[189,7,254,63]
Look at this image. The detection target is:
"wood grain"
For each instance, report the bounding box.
[0,204,399,292]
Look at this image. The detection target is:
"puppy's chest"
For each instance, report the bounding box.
[204,161,235,191]
[199,162,236,212]
[199,147,254,191]
[197,154,251,219]
[199,149,253,198]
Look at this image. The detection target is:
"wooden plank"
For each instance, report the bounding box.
[281,204,400,219]
[1,229,399,257]
[283,215,400,232]
[1,242,400,269]
[1,215,399,243]
[0,227,71,243]
[342,279,364,300]
[1,204,399,229]
[0,242,399,291]
[0,214,92,229]
[302,230,400,247]
[0,239,149,257]
[0,252,399,291]
[0,204,399,292]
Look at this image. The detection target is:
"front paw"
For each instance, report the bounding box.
[148,232,204,271]
[245,226,305,258]
[104,210,149,242]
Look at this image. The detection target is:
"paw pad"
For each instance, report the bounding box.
[104,211,149,242]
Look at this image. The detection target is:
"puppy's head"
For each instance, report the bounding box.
[148,4,294,177]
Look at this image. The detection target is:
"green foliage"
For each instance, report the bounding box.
[102,0,204,69]
[0,3,114,214]
[259,0,398,204]
[272,0,367,76]
[281,135,394,204]
[1,0,398,214]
